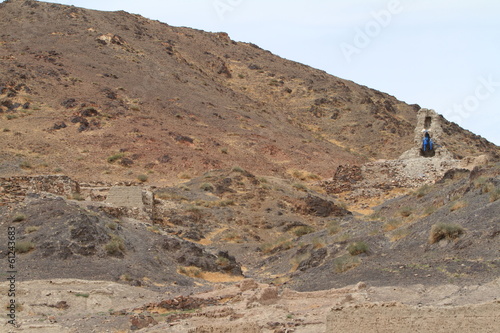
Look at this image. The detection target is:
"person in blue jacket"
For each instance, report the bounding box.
[422,132,433,152]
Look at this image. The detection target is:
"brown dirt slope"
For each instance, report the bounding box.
[0,0,497,184]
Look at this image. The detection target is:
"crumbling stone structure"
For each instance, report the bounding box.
[0,175,79,205]
[400,108,453,159]
[0,175,155,221]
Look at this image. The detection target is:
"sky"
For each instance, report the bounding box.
[19,0,500,145]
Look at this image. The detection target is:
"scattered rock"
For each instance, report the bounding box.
[239,279,259,292]
[130,314,158,330]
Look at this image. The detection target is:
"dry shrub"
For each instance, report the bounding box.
[347,241,369,255]
[333,255,360,273]
[450,200,467,212]
[429,223,464,244]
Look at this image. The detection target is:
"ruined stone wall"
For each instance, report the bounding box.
[0,175,79,205]
[400,108,453,159]
[0,175,155,221]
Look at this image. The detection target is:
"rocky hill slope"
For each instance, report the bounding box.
[0,1,499,332]
[0,0,497,184]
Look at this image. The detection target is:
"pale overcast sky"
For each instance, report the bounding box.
[20,0,500,145]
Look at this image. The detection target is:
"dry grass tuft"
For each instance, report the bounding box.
[429,223,464,244]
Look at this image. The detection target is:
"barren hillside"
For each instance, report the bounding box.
[1,0,497,184]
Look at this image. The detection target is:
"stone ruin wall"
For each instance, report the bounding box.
[400,108,453,159]
[0,175,155,221]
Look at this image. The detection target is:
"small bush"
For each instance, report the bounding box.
[216,256,230,267]
[107,153,124,163]
[75,293,89,298]
[423,206,437,216]
[390,228,410,242]
[312,237,326,249]
[383,219,402,232]
[220,147,228,154]
[414,184,431,198]
[25,226,39,233]
[429,223,464,244]
[260,237,294,254]
[178,173,191,180]
[292,183,308,191]
[19,161,31,169]
[13,213,26,222]
[217,199,235,207]
[399,207,413,218]
[105,235,125,255]
[178,266,202,278]
[327,220,341,235]
[347,241,369,255]
[231,166,246,173]
[15,241,35,254]
[333,255,360,273]
[107,222,118,230]
[137,174,148,182]
[490,188,500,202]
[72,193,85,201]
[200,183,214,191]
[450,201,467,212]
[292,225,314,237]
[120,274,132,282]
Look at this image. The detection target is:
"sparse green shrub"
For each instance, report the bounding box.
[178,173,191,180]
[429,223,464,244]
[399,207,413,217]
[333,255,360,273]
[490,188,500,202]
[260,237,294,254]
[414,184,431,198]
[292,225,314,237]
[292,183,308,191]
[200,183,214,191]
[327,220,341,235]
[12,213,26,222]
[137,174,148,182]
[216,256,230,267]
[217,199,235,207]
[75,293,89,298]
[25,226,39,234]
[178,266,202,278]
[19,161,31,169]
[15,241,35,254]
[423,205,437,216]
[347,241,369,255]
[450,200,467,212]
[72,193,85,201]
[473,176,488,189]
[231,166,246,173]
[221,231,242,242]
[383,219,402,232]
[107,153,124,163]
[105,235,125,255]
[107,222,118,230]
[312,237,326,249]
[220,147,228,154]
[120,274,132,282]
[390,228,410,242]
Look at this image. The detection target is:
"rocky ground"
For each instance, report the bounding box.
[1,159,499,332]
[1,277,498,332]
